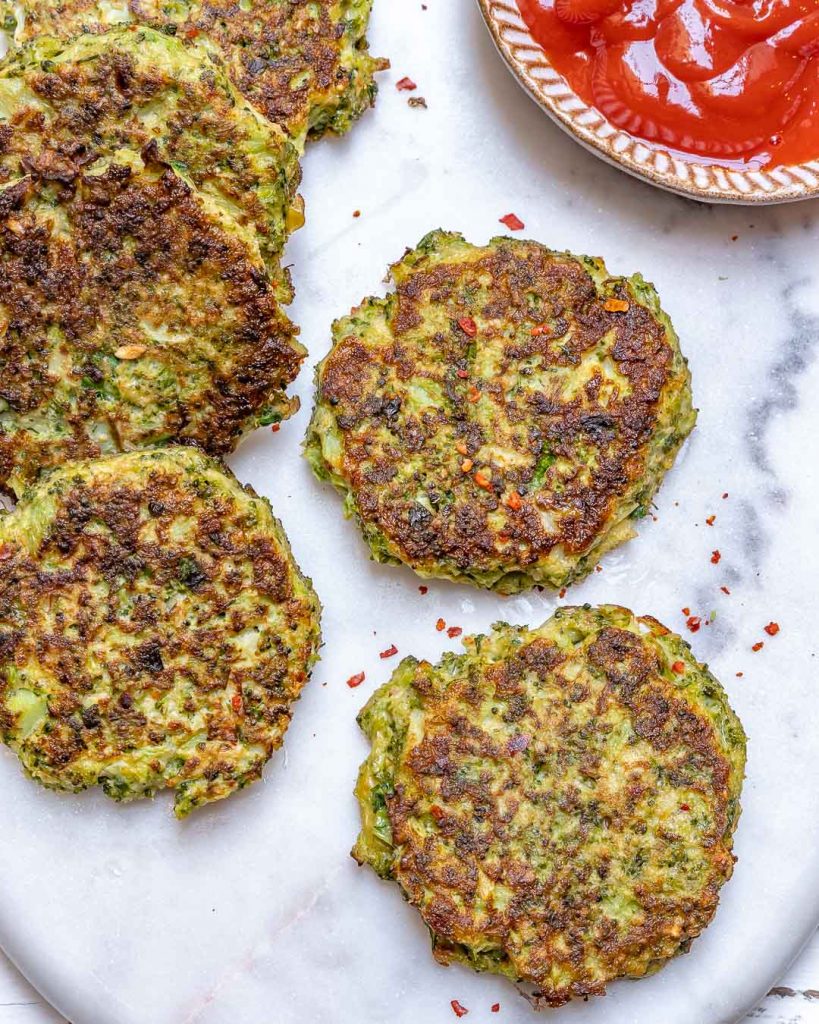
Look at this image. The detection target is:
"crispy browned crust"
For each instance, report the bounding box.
[0,164,303,497]
[310,235,694,590]
[0,448,321,815]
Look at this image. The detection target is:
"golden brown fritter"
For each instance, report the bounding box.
[0,447,321,817]
[353,605,746,1007]
[0,27,310,498]
[1,0,388,146]
[306,231,696,593]
[0,165,304,498]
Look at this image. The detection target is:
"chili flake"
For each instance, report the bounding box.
[530,323,551,336]
[736,671,744,677]
[764,622,780,636]
[458,316,478,337]
[705,515,716,526]
[499,212,524,231]
[491,1005,500,1014]
[603,298,629,313]
[711,550,721,564]
[451,1000,469,1018]
[380,645,398,659]
[396,76,417,91]
[681,607,690,616]
[680,803,691,812]
[752,641,764,653]
[270,423,281,433]
[506,490,522,511]
[346,671,365,688]
[447,626,463,639]
[436,618,446,632]
[419,585,428,595]
[720,586,731,595]
[430,804,445,821]
[671,661,685,674]
[473,471,493,490]
[231,694,243,712]
[722,492,729,499]
[467,385,480,403]
[456,368,469,379]
[686,616,701,633]
[558,587,567,598]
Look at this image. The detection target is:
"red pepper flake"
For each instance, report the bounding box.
[430,804,445,822]
[346,671,365,688]
[686,616,701,633]
[681,607,690,616]
[680,803,691,812]
[595,564,602,573]
[352,209,361,218]
[466,385,480,403]
[720,586,731,595]
[671,661,685,674]
[499,212,524,231]
[710,550,721,564]
[736,671,744,677]
[530,323,552,337]
[419,585,428,595]
[764,621,780,636]
[505,490,522,511]
[705,514,716,526]
[183,25,199,38]
[491,1005,500,1014]
[722,492,729,499]
[380,644,398,659]
[456,368,469,379]
[231,694,243,712]
[558,587,567,598]
[436,618,446,632]
[752,641,764,653]
[458,316,478,337]
[447,626,463,639]
[270,423,281,432]
[603,298,630,313]
[473,471,493,490]
[396,76,417,91]
[451,1001,469,1018]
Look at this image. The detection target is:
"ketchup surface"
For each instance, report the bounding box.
[516,0,819,169]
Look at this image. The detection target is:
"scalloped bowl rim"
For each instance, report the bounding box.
[477,0,819,206]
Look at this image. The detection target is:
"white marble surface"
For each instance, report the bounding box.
[2,1,819,1023]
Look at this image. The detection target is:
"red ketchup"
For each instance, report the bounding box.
[515,0,819,168]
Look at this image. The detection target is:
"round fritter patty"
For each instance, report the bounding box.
[0,447,321,817]
[0,163,304,498]
[353,605,745,1007]
[306,231,696,593]
[0,26,303,277]
[1,0,388,147]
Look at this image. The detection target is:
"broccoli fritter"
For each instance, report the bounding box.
[0,27,304,276]
[306,230,696,593]
[0,164,305,498]
[353,605,745,1007]
[0,27,312,498]
[1,0,388,147]
[0,447,321,817]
